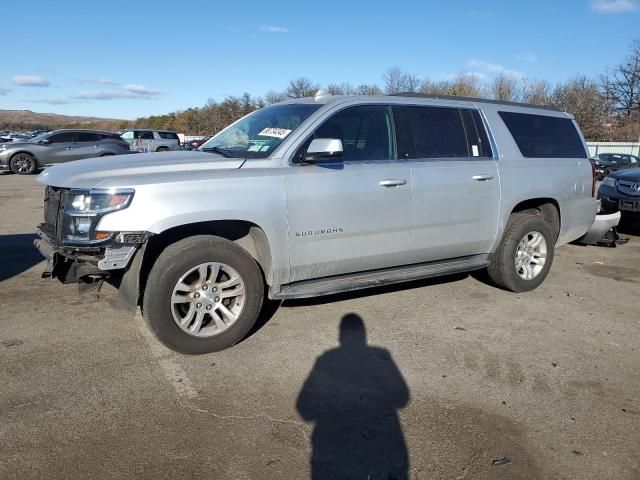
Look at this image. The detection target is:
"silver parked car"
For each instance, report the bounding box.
[34,93,617,354]
[0,129,130,175]
[119,129,180,152]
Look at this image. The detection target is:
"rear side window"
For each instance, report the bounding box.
[394,106,469,159]
[158,132,178,140]
[74,132,100,142]
[99,133,123,141]
[499,111,586,158]
[460,110,493,158]
[134,131,154,140]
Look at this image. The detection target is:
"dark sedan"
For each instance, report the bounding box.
[598,167,640,217]
[591,153,640,180]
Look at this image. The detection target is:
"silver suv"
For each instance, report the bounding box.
[0,129,130,175]
[120,129,180,152]
[33,93,618,354]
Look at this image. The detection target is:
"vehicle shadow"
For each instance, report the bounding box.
[296,313,410,479]
[0,233,44,282]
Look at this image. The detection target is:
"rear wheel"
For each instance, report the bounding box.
[9,153,37,175]
[156,147,169,152]
[143,235,264,354]
[487,213,555,292]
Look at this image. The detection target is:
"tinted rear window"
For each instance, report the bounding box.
[158,132,178,140]
[395,106,469,159]
[499,111,586,158]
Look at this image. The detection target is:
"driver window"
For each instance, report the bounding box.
[311,105,394,161]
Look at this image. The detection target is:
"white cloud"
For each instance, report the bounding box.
[590,0,637,13]
[0,87,10,95]
[72,84,162,100]
[11,75,50,87]
[260,25,289,33]
[27,98,73,105]
[467,59,524,79]
[78,77,118,86]
[515,51,538,63]
[123,84,161,95]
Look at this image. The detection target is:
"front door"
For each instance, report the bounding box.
[40,131,76,165]
[285,105,413,282]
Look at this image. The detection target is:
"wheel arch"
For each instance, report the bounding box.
[138,220,273,307]
[508,198,561,241]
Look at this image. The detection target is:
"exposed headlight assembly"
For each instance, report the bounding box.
[62,188,134,243]
[602,176,617,188]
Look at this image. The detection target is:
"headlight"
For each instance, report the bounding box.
[62,188,134,243]
[602,176,617,188]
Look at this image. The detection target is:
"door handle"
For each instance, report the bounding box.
[65,147,72,150]
[379,179,407,187]
[472,174,495,181]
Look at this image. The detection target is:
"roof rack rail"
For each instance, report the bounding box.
[388,92,561,112]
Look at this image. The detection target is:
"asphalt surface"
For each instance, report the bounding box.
[1,172,639,479]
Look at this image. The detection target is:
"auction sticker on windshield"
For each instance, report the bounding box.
[259,128,292,139]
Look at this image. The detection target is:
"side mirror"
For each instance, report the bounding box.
[303,138,343,162]
[40,139,50,145]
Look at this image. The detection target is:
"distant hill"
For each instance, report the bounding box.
[0,109,128,131]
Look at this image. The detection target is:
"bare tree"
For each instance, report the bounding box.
[601,39,640,117]
[403,73,422,93]
[520,79,552,105]
[382,67,421,94]
[286,78,319,98]
[264,90,287,104]
[489,73,519,102]
[382,67,406,94]
[553,76,607,140]
[355,84,382,95]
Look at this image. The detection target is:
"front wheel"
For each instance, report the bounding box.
[487,213,555,292]
[143,235,264,354]
[10,153,37,175]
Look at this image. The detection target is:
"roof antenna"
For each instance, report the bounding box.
[315,89,332,101]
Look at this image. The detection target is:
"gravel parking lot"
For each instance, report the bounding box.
[1,172,639,479]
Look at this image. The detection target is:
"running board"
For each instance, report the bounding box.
[272,255,490,300]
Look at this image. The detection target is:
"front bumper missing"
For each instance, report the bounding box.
[34,228,143,283]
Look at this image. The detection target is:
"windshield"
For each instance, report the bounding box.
[599,154,623,164]
[200,103,321,158]
[28,133,49,143]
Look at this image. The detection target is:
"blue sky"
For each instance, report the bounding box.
[1,0,639,119]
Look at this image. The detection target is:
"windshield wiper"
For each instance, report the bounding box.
[202,146,235,158]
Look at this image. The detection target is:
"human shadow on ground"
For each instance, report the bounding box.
[0,233,43,282]
[296,313,410,479]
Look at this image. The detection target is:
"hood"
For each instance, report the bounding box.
[1,141,36,149]
[36,151,245,189]
[611,167,640,181]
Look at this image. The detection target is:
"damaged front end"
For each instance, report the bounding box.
[35,184,150,309]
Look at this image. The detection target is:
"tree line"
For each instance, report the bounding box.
[6,40,640,141]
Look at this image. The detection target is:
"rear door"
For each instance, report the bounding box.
[285,104,413,282]
[134,130,155,152]
[70,132,101,160]
[394,105,500,261]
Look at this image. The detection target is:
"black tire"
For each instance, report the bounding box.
[9,152,38,175]
[99,153,114,157]
[487,213,555,292]
[156,147,169,152]
[143,235,264,354]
